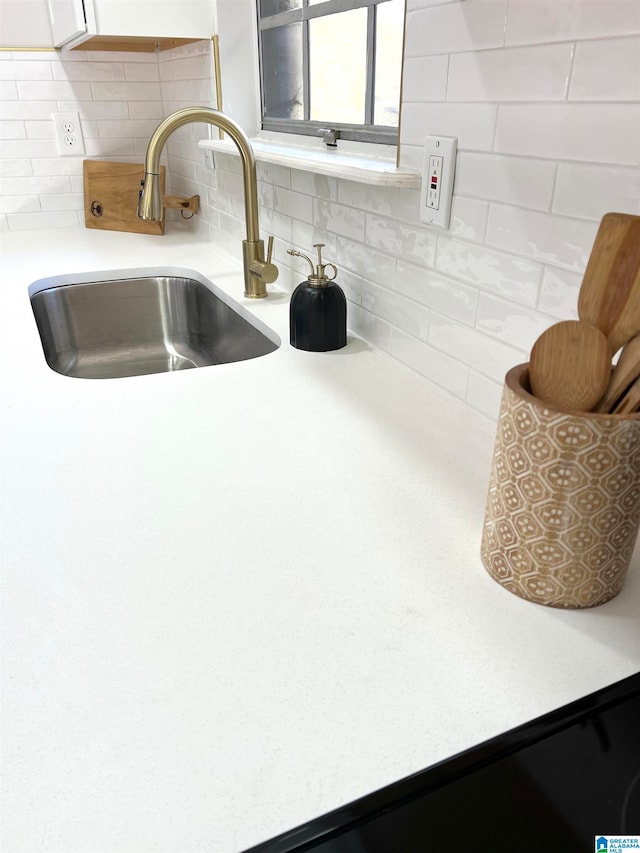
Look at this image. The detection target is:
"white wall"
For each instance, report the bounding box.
[1,0,639,420]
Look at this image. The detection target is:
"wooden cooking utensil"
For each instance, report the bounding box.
[594,333,640,413]
[578,212,640,353]
[529,320,611,412]
[612,375,640,415]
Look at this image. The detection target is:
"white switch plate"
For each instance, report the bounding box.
[52,111,85,157]
[420,135,457,229]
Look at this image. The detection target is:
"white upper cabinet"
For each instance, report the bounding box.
[47,0,86,47]
[49,0,217,49]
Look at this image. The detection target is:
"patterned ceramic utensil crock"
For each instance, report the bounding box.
[481,363,640,608]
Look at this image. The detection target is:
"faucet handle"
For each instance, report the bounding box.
[247,235,279,289]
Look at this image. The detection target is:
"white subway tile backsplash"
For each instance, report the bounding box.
[447,43,573,102]
[0,194,40,214]
[0,61,52,81]
[400,102,498,151]
[0,139,58,158]
[258,180,274,210]
[0,175,70,195]
[486,203,599,270]
[291,169,338,200]
[158,55,211,81]
[2,100,56,119]
[466,370,503,419]
[404,0,508,57]
[91,81,161,101]
[505,0,640,46]
[569,37,640,102]
[348,304,393,353]
[18,81,92,100]
[391,328,469,399]
[84,138,135,158]
[395,260,478,326]
[362,280,430,340]
[97,119,161,138]
[124,63,162,82]
[6,211,79,229]
[315,199,366,241]
[274,187,313,225]
[0,158,31,177]
[397,188,422,226]
[538,266,582,321]
[0,81,18,99]
[257,161,291,189]
[159,79,210,102]
[57,100,129,120]
[52,61,126,82]
[291,221,337,258]
[402,56,449,102]
[366,214,437,268]
[428,311,526,382]
[454,152,556,212]
[476,292,552,351]
[25,121,55,139]
[334,266,364,306]
[449,196,489,242]
[553,163,640,220]
[435,236,541,306]
[495,104,640,165]
[40,193,83,211]
[337,236,397,284]
[259,207,293,243]
[0,121,25,140]
[130,102,165,119]
[337,180,399,218]
[31,158,83,177]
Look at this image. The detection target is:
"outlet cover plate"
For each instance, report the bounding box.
[419,135,457,230]
[52,111,85,157]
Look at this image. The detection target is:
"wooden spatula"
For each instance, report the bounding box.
[578,212,640,353]
[594,333,640,413]
[612,375,640,415]
[529,320,612,412]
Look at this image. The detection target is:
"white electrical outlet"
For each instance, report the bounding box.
[420,135,457,229]
[52,111,85,157]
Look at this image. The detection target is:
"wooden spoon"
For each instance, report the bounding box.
[529,320,611,412]
[612,375,640,415]
[594,333,640,413]
[578,212,640,353]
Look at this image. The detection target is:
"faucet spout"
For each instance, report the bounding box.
[138,107,278,298]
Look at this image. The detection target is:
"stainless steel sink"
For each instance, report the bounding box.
[29,267,280,379]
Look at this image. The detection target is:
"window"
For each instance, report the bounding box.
[257,0,405,145]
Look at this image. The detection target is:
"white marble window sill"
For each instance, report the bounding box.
[197,136,421,188]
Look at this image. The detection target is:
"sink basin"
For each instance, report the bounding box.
[29,267,280,379]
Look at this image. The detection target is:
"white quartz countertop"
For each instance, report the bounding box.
[2,226,639,853]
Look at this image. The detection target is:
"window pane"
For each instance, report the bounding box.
[309,9,367,125]
[261,23,304,119]
[374,0,404,126]
[259,0,301,17]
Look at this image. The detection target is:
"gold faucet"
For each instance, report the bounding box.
[137,107,278,298]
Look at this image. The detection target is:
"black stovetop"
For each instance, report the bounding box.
[245,673,640,853]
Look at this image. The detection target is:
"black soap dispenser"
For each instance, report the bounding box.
[288,243,347,351]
